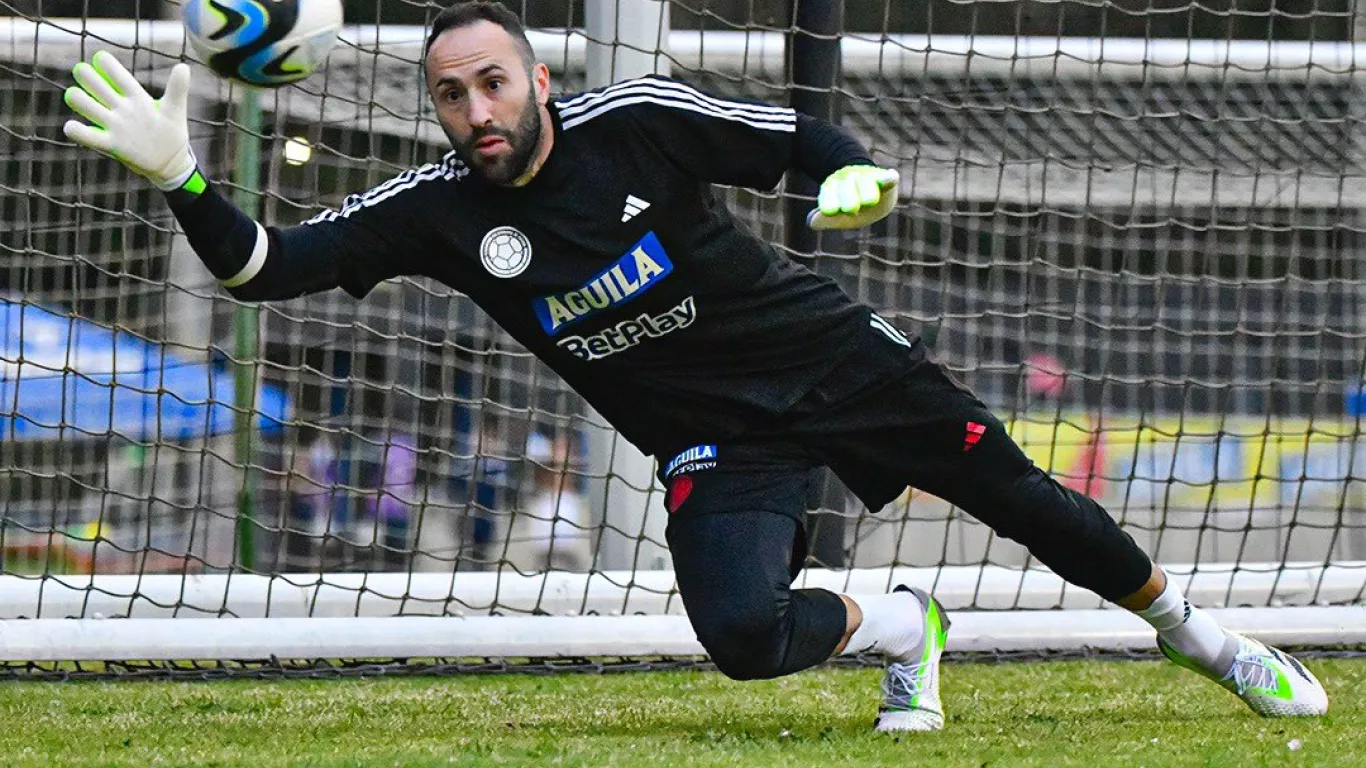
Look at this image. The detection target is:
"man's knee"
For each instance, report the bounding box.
[692,597,790,681]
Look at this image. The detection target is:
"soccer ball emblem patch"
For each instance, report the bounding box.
[480,226,533,278]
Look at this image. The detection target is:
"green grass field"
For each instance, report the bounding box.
[0,658,1359,768]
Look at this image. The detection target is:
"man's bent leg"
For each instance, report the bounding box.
[799,331,1326,720]
[912,406,1327,717]
[667,508,847,680]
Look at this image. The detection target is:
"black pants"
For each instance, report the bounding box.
[659,321,1155,681]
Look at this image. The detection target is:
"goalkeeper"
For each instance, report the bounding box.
[62,0,1327,731]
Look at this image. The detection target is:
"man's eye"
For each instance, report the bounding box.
[488,80,502,92]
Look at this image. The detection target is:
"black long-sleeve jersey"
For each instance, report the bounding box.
[178,76,906,457]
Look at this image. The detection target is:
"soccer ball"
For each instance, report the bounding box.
[182,0,344,88]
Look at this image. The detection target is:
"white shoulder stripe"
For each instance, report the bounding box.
[304,152,466,225]
[560,88,796,132]
[557,79,794,128]
[557,76,793,120]
[558,83,796,126]
[305,166,441,224]
[870,315,912,348]
[562,94,795,132]
[566,76,794,117]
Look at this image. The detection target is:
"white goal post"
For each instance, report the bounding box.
[0,564,1362,659]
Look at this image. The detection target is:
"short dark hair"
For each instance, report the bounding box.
[424,1,536,70]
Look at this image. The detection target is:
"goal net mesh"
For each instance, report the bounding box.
[1,0,1364,671]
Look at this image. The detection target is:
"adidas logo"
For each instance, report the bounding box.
[962,422,986,452]
[621,194,650,222]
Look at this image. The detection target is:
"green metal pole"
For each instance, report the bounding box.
[232,88,262,571]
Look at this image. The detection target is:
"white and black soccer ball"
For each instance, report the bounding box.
[480,227,533,278]
[182,0,343,88]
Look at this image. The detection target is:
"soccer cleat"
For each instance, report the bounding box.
[1158,632,1328,717]
[875,586,950,733]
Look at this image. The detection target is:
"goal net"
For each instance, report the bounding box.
[1,1,1364,669]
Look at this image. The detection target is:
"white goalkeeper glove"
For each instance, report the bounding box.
[806,164,900,230]
[62,50,198,192]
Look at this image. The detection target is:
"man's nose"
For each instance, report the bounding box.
[467,93,494,127]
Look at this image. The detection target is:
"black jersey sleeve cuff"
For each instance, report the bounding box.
[165,177,264,285]
[793,113,875,181]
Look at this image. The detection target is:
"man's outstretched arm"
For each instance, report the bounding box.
[63,51,413,302]
[791,113,900,231]
[162,180,401,301]
[602,75,898,231]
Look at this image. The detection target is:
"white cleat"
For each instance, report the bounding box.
[875,586,950,733]
[1159,631,1328,717]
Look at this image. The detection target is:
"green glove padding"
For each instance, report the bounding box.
[63,50,197,191]
[806,164,900,231]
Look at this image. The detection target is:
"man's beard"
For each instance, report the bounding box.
[448,98,543,186]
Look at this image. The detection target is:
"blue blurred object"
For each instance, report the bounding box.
[1346,383,1366,417]
[0,297,288,441]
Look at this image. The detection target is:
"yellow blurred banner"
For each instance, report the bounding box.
[1006,414,1365,509]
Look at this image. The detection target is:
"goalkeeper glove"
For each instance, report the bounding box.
[806,164,900,230]
[62,50,199,192]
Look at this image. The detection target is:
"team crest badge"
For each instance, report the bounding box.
[480,226,533,278]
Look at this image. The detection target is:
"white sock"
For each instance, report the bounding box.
[840,591,924,661]
[1135,580,1231,673]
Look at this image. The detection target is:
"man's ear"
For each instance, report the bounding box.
[533,62,551,105]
